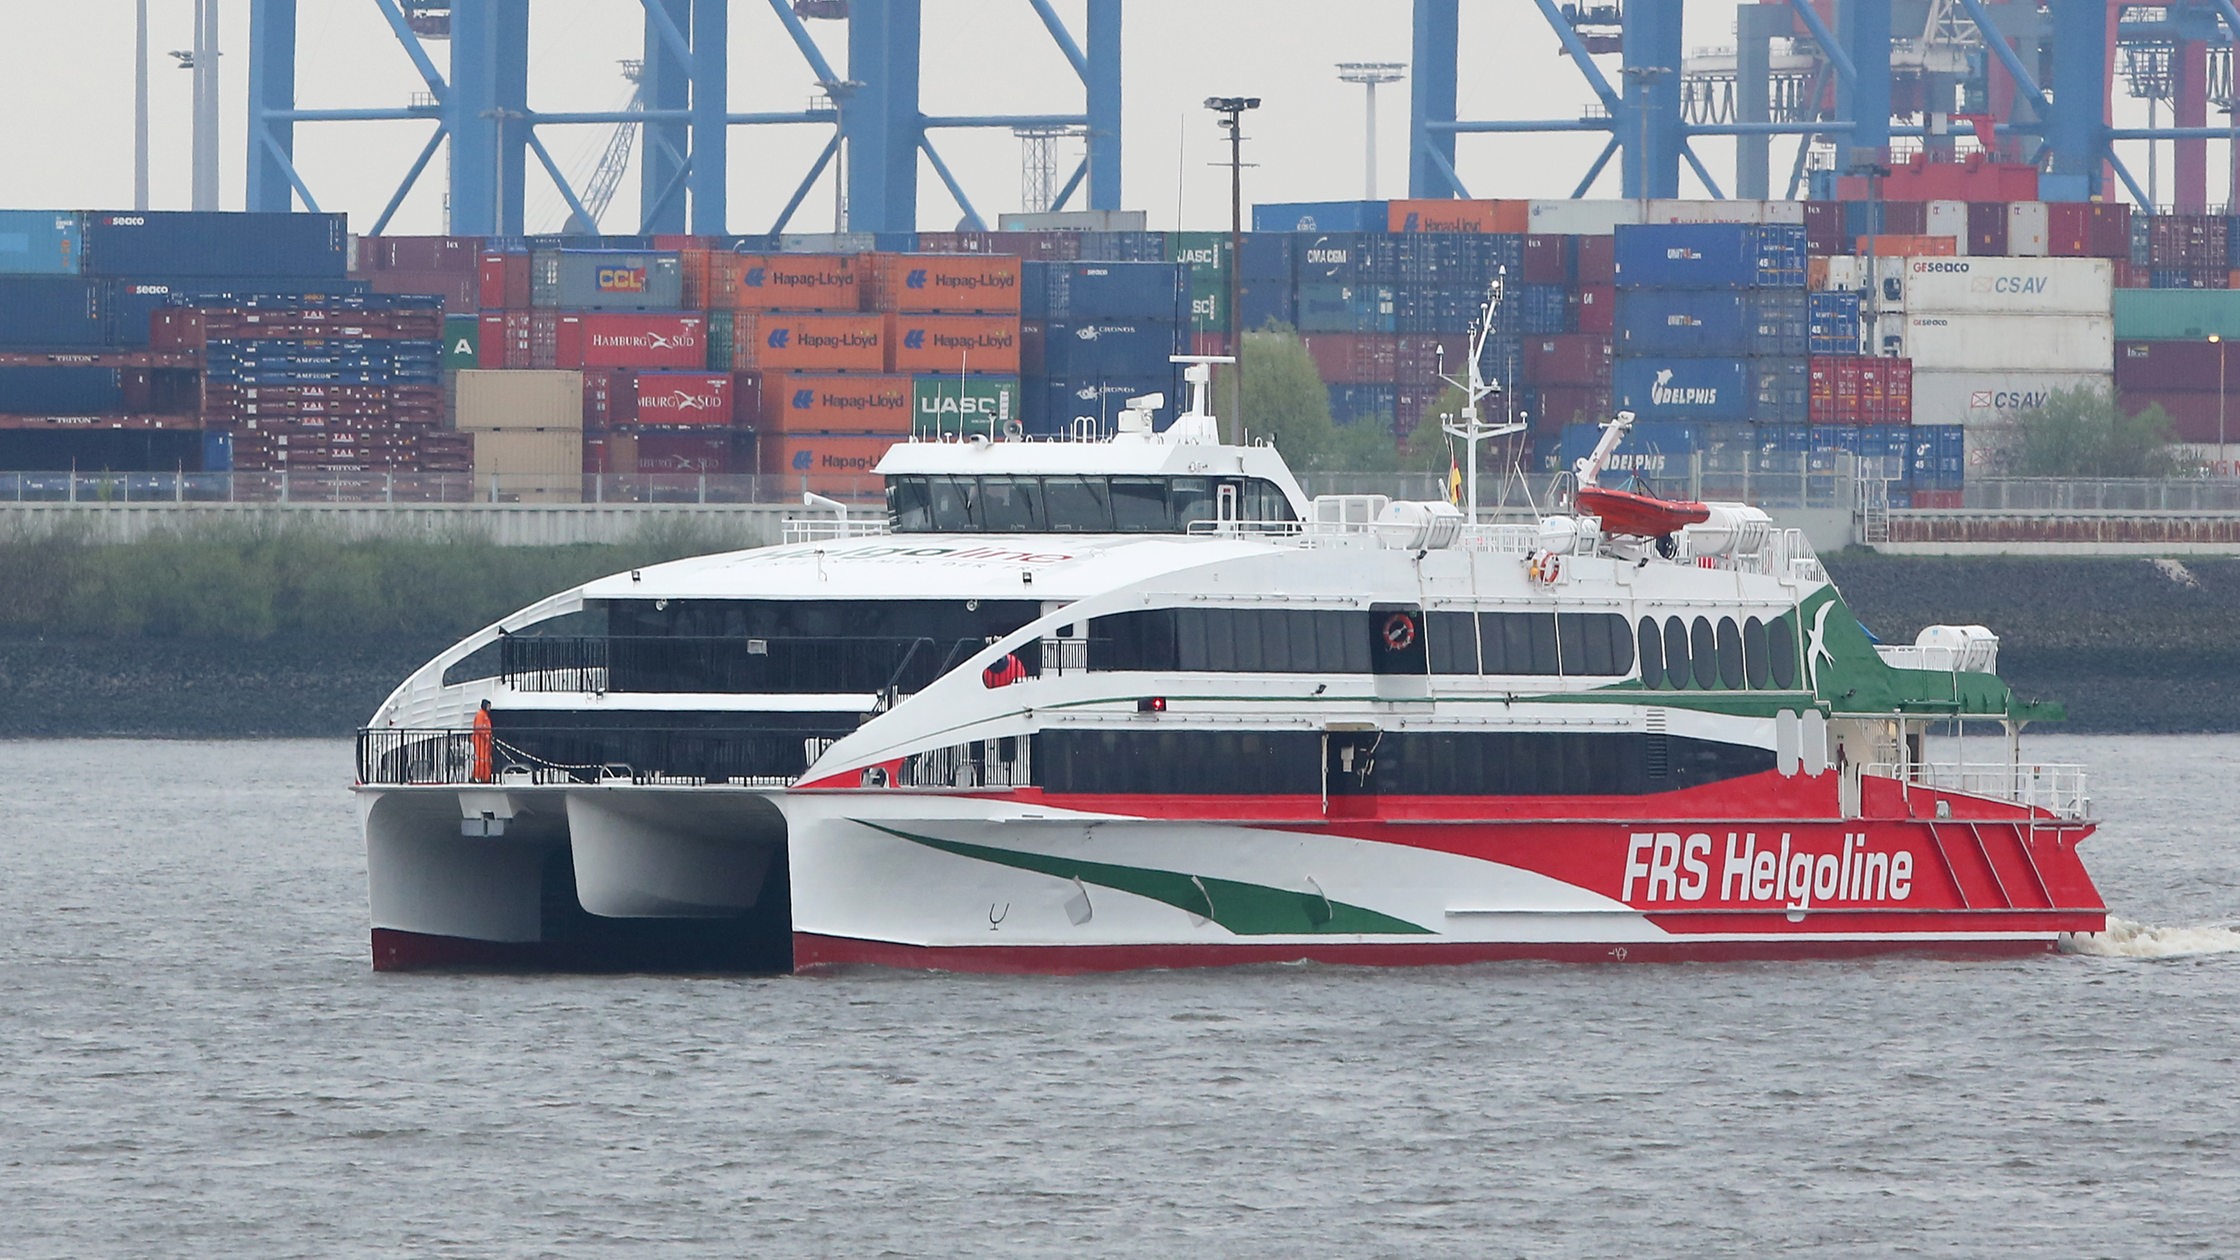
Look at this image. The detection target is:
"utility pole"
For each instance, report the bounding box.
[1336,63,1405,199]
[134,0,150,210]
[1205,96,1259,443]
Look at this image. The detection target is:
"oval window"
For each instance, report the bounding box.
[1691,616,1718,690]
[1768,617,1798,689]
[1717,617,1744,689]
[1637,616,1664,689]
[1663,617,1691,690]
[1743,617,1769,688]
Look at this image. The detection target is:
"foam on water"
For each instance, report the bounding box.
[2060,915,2240,958]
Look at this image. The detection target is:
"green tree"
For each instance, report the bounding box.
[1220,324,1404,472]
[2002,384,2181,478]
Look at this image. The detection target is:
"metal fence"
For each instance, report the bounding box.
[357,725,840,787]
[1956,478,2240,513]
[0,470,883,506]
[499,634,981,696]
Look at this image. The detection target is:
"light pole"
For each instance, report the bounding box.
[1205,96,1259,443]
[2215,333,2228,454]
[1336,63,1405,199]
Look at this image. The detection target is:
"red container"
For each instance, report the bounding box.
[2116,340,2228,393]
[1885,358,1913,423]
[478,252,531,310]
[1882,202,1928,236]
[1528,385,1611,432]
[1571,285,1615,334]
[1965,202,2008,258]
[1521,235,1572,285]
[2046,202,2131,258]
[620,370,736,426]
[883,313,1022,374]
[1519,333,1610,386]
[1802,201,1845,256]
[556,313,709,369]
[1301,333,1398,384]
[727,312,884,372]
[580,367,626,428]
[2114,261,2152,289]
[358,235,484,274]
[1392,334,1462,378]
[2122,390,2229,443]
[865,254,1024,314]
[760,372,915,435]
[627,425,745,475]
[1574,235,1615,285]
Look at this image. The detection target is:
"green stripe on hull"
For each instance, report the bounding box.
[856,821,1434,936]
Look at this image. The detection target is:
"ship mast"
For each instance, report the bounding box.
[1435,268,1527,524]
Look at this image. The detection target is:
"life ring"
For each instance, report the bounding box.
[1538,553,1562,584]
[1380,612,1418,652]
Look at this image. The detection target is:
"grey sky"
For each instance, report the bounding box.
[0,4,2183,235]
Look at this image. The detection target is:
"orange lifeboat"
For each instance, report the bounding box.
[1575,484,1712,538]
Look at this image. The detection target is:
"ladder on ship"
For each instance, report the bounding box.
[1856,475,1891,545]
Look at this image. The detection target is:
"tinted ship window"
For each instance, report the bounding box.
[886,474,1299,534]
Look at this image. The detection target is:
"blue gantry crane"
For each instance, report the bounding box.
[244,0,1122,236]
[1407,0,2240,214]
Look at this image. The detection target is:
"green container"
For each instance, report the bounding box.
[440,314,479,371]
[1183,274,1229,333]
[707,310,736,371]
[913,373,1021,437]
[1165,231,1232,282]
[2113,290,2240,340]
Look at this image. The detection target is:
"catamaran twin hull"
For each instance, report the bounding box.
[363,769,2100,974]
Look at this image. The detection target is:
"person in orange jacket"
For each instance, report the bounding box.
[471,699,494,783]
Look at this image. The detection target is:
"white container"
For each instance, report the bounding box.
[1820,256,1871,292]
[2006,201,2049,258]
[2174,443,2240,477]
[1908,369,2113,427]
[1526,199,1643,234]
[1926,200,1970,255]
[1761,200,1807,224]
[1891,314,2115,372]
[1644,199,1767,224]
[1871,256,2114,316]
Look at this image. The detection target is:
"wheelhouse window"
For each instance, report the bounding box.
[886,474,1299,534]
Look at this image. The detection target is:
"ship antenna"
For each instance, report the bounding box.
[1435,267,1525,524]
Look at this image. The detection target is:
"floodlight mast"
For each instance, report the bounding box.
[1205,95,1260,444]
[1435,267,1526,524]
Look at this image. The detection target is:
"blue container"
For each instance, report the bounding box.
[1076,231,1169,262]
[1393,284,1491,333]
[1807,290,1863,356]
[1555,420,1704,479]
[1327,383,1398,429]
[1296,281,1397,334]
[1614,355,1809,422]
[0,277,110,347]
[1029,261,1185,320]
[1028,375,1177,434]
[1753,422,1811,455]
[1615,289,1807,356]
[0,211,85,275]
[1293,233,1399,284]
[201,430,234,473]
[1252,201,1388,234]
[1909,424,1966,489]
[0,367,126,413]
[1240,278,1295,331]
[0,428,200,473]
[1519,284,1574,335]
[82,211,348,279]
[1240,234,1297,281]
[1029,319,1182,377]
[1841,200,1883,245]
[530,250,685,311]
[1612,223,1807,289]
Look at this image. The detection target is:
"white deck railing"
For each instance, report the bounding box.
[1865,760,2090,820]
[782,517,893,543]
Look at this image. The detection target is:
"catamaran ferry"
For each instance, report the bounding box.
[356,364,2105,973]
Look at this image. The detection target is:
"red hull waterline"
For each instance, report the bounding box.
[367,927,2063,974]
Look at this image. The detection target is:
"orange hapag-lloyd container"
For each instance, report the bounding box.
[759,372,916,435]
[883,313,1022,374]
[708,253,863,311]
[759,431,904,496]
[865,254,1023,313]
[729,312,886,371]
[1385,199,1530,234]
